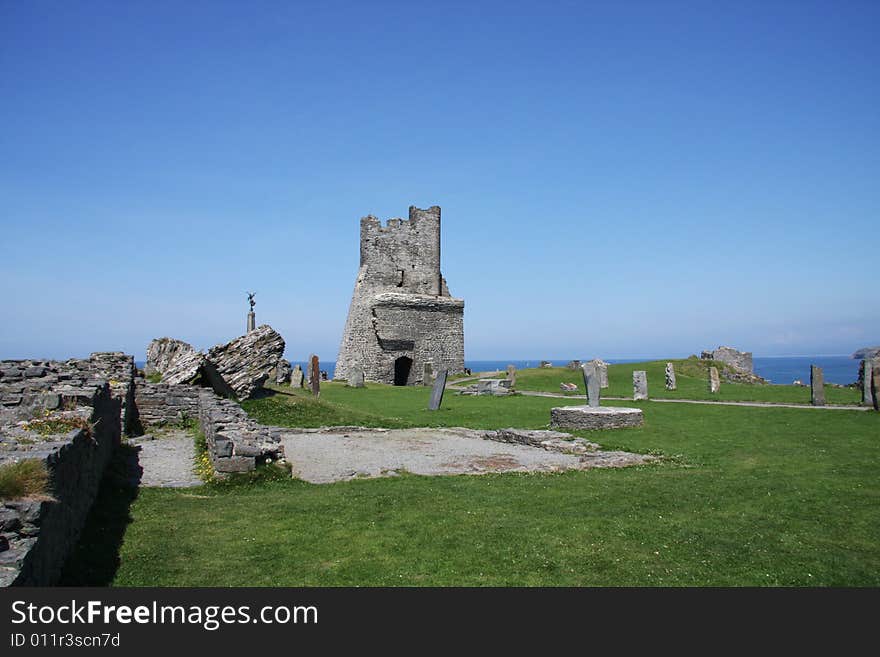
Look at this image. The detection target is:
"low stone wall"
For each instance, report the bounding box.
[134,380,200,427]
[1,384,121,586]
[197,389,284,475]
[550,406,644,431]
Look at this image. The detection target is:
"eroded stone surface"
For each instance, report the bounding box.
[206,325,285,400]
[145,338,197,377]
[633,371,648,400]
[550,405,644,430]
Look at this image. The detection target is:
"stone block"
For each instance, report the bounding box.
[550,406,644,430]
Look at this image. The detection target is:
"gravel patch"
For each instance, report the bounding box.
[281,427,651,484]
[131,430,201,488]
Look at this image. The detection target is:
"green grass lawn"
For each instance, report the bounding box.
[89,382,880,586]
[512,359,862,405]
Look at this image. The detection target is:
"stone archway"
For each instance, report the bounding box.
[394,356,413,386]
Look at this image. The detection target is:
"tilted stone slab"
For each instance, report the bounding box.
[550,405,644,431]
[145,338,197,376]
[206,325,286,400]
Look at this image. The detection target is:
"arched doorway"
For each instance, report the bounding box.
[394,356,413,386]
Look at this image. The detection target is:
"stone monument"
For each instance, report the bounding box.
[309,354,320,397]
[506,364,517,388]
[290,364,304,388]
[859,359,875,407]
[810,365,825,406]
[246,292,256,333]
[428,369,448,411]
[587,359,609,388]
[423,362,434,387]
[335,206,464,386]
[665,362,676,390]
[582,362,600,408]
[709,366,721,394]
[348,364,365,388]
[633,371,648,400]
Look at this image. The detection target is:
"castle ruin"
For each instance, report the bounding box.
[335,205,465,385]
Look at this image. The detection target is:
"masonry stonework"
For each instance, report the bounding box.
[335,206,465,385]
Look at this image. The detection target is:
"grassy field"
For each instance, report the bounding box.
[510,359,862,405]
[72,379,880,587]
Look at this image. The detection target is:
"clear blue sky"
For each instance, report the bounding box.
[1,0,877,362]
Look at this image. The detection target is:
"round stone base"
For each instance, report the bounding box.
[550,405,644,430]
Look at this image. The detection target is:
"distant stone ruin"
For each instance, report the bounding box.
[701,346,753,374]
[335,206,465,386]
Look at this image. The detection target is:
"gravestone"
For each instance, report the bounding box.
[582,363,600,408]
[348,364,365,388]
[588,359,609,388]
[665,362,676,390]
[428,369,448,411]
[872,366,880,412]
[709,366,721,393]
[423,362,434,386]
[290,364,304,388]
[309,354,320,397]
[506,364,517,387]
[860,359,875,407]
[633,371,648,400]
[810,365,825,406]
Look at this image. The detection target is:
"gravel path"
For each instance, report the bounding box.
[281,427,650,484]
[130,430,201,488]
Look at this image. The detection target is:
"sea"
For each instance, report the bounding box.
[283,355,861,386]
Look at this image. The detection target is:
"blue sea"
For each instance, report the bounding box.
[287,355,860,386]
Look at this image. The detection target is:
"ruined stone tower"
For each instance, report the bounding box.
[335,205,465,385]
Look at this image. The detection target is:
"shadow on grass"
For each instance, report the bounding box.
[58,443,142,586]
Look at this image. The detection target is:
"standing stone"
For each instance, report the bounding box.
[275,359,291,384]
[506,364,517,387]
[247,311,256,333]
[872,366,880,412]
[290,364,304,388]
[582,363,600,407]
[348,364,365,388]
[428,369,448,411]
[633,371,648,400]
[309,354,320,397]
[423,362,434,387]
[810,365,825,406]
[588,359,609,388]
[709,366,721,394]
[860,359,875,407]
[665,362,676,390]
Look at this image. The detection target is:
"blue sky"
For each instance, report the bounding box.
[1,0,877,361]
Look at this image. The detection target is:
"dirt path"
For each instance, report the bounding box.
[130,430,201,488]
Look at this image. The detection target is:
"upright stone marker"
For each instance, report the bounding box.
[309,354,320,397]
[810,365,825,406]
[860,359,875,407]
[247,312,256,333]
[665,362,676,390]
[423,362,434,386]
[506,364,517,387]
[872,366,880,412]
[428,369,448,411]
[582,363,600,407]
[709,366,721,393]
[587,359,609,389]
[633,371,648,400]
[348,364,365,388]
[290,364,304,388]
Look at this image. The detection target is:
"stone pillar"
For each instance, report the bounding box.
[423,362,434,386]
[872,366,880,412]
[633,371,648,400]
[709,366,721,393]
[348,364,365,388]
[506,364,517,388]
[665,363,676,390]
[309,354,320,397]
[582,363,600,407]
[860,359,875,407]
[247,312,256,333]
[811,365,826,406]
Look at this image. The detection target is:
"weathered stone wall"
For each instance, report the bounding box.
[336,206,465,385]
[196,389,284,474]
[0,383,121,587]
[134,380,200,427]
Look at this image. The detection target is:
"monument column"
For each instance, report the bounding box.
[247,311,256,333]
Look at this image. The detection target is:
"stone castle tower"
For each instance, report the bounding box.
[335,205,465,385]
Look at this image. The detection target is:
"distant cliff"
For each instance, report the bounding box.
[852,346,880,360]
